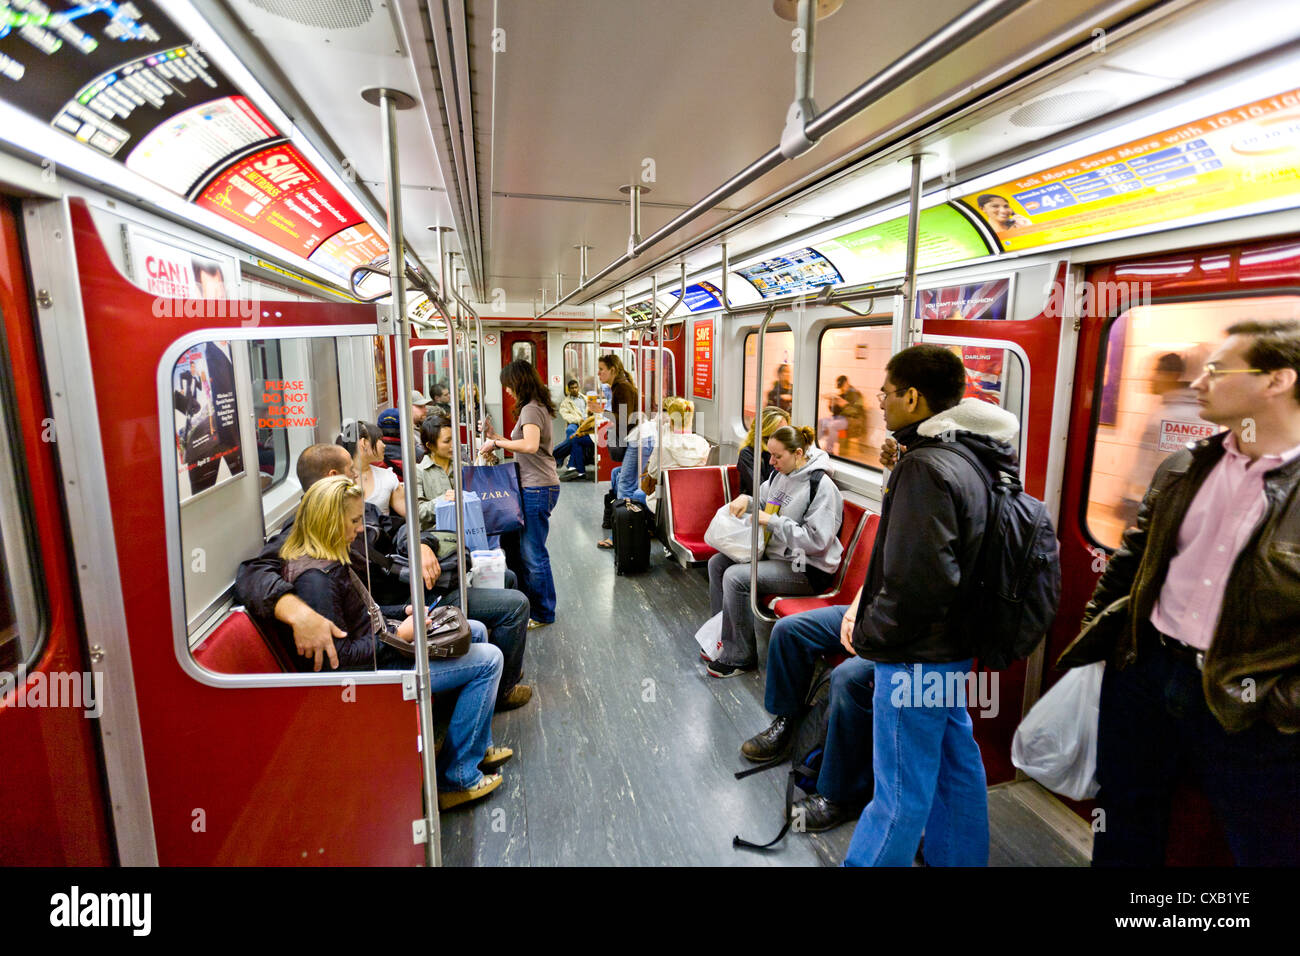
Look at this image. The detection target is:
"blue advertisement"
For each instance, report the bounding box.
[737,247,843,298]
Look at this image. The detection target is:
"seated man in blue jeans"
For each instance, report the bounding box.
[740,591,875,831]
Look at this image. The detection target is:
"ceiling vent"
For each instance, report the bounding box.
[1009,90,1121,128]
[247,0,374,30]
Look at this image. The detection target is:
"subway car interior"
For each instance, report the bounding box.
[0,0,1298,876]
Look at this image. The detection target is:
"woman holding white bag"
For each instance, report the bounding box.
[703,425,844,678]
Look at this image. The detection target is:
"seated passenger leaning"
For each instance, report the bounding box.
[276,474,508,809]
[705,425,843,678]
[234,441,533,711]
[738,406,791,497]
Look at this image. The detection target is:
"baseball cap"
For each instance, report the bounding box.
[410,390,431,407]
[377,409,401,433]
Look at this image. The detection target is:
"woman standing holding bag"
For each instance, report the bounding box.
[481,360,560,629]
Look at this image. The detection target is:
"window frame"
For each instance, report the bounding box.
[0,337,45,674]
[741,324,794,427]
[814,318,894,473]
[1078,288,1300,553]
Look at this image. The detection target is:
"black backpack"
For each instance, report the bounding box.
[937,442,1062,671]
[732,663,871,850]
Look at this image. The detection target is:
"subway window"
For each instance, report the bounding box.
[249,339,289,492]
[0,379,41,673]
[743,328,794,425]
[1085,296,1300,550]
[816,324,892,470]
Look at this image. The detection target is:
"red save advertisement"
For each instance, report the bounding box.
[194,142,364,259]
[692,319,714,400]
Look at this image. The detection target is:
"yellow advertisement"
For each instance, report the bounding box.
[960,88,1300,252]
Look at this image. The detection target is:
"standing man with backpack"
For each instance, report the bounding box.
[844,345,1024,866]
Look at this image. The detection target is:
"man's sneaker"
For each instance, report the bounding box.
[741,716,794,762]
[791,793,858,833]
[495,683,533,711]
[437,772,503,810]
[526,619,551,630]
[479,746,513,771]
[561,470,588,482]
[706,658,756,678]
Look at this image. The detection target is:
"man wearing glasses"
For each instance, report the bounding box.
[1060,320,1300,865]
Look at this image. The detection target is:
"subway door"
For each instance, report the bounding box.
[499,331,547,440]
[0,200,112,864]
[918,267,1066,785]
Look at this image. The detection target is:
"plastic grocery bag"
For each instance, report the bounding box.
[467,548,507,589]
[703,505,756,563]
[695,611,725,662]
[1011,661,1103,801]
[434,490,489,552]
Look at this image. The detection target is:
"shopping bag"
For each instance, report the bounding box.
[1011,661,1103,801]
[433,490,489,552]
[461,462,525,534]
[467,548,507,590]
[695,611,725,661]
[704,504,757,563]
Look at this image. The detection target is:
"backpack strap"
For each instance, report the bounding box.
[733,769,799,851]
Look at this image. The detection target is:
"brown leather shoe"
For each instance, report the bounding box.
[740,716,794,761]
[437,772,502,810]
[496,683,533,711]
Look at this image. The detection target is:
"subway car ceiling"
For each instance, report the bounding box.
[0,0,1296,320]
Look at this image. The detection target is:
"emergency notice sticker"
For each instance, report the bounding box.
[1158,419,1217,452]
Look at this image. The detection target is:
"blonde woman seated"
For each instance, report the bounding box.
[277,474,509,809]
[642,396,711,513]
[738,406,791,496]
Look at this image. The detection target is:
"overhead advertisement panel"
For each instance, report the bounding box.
[815,205,991,284]
[959,88,1300,252]
[194,142,364,261]
[669,280,726,311]
[738,247,843,298]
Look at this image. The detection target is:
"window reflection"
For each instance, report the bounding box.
[817,325,890,469]
[743,329,794,425]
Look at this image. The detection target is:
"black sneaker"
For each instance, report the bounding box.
[791,793,858,833]
[740,716,794,762]
[706,658,756,679]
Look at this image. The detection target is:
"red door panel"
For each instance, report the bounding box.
[0,200,112,865]
[68,199,422,865]
[500,330,547,439]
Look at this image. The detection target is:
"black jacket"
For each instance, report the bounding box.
[737,445,773,498]
[851,406,1020,663]
[1059,431,1300,733]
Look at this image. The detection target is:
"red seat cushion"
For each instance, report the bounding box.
[839,512,879,596]
[771,595,842,617]
[673,532,716,561]
[665,467,728,560]
[771,512,880,618]
[193,610,290,674]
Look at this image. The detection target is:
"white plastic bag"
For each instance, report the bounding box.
[466,548,507,590]
[695,611,725,661]
[1011,661,1104,801]
[704,505,756,563]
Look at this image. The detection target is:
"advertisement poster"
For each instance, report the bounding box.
[374,335,389,407]
[916,278,1010,322]
[195,142,364,260]
[129,231,230,299]
[949,344,1005,406]
[173,341,244,501]
[960,88,1300,252]
[738,246,843,298]
[672,281,727,312]
[692,319,714,400]
[816,205,991,284]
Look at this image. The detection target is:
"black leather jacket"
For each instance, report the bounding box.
[1059,431,1300,734]
[851,418,1019,663]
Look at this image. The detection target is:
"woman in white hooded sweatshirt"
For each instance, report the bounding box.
[706,425,844,677]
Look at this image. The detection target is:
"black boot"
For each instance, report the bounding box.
[740,716,794,762]
[791,793,857,833]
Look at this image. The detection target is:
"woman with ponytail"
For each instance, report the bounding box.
[705,424,844,678]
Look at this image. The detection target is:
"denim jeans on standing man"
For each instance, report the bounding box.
[844,658,988,867]
[519,485,560,623]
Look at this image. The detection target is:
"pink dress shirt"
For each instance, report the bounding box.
[1151,431,1300,650]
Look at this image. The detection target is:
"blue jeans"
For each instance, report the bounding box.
[765,605,875,805]
[448,568,529,702]
[565,423,578,440]
[1094,626,1300,865]
[519,485,560,623]
[553,434,593,476]
[844,659,988,867]
[377,619,501,790]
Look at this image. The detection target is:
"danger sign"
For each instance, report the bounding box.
[1158,419,1217,452]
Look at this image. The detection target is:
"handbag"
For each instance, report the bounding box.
[640,472,657,495]
[378,605,473,660]
[461,462,525,534]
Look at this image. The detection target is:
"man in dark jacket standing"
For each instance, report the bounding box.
[1060,320,1300,866]
[841,344,1020,866]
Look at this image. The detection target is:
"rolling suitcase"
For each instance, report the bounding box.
[611,500,651,575]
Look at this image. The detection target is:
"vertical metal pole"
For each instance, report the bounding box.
[378,89,440,868]
[901,154,924,347]
[591,301,600,479]
[719,242,729,420]
[749,305,779,624]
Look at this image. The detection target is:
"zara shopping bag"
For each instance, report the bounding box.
[461,462,525,534]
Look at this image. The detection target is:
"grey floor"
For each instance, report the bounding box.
[440,479,1089,867]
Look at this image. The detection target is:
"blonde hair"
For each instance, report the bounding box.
[663,396,694,432]
[280,475,364,565]
[744,405,791,447]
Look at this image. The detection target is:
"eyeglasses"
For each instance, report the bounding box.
[877,386,908,401]
[1199,363,1266,381]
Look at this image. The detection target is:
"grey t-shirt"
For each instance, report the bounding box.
[512,399,560,488]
